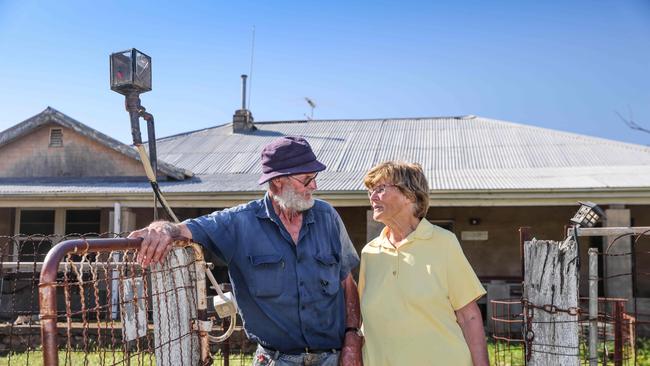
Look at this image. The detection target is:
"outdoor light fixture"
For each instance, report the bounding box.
[109,48,177,222]
[110,48,152,95]
[570,201,605,228]
[562,201,606,257]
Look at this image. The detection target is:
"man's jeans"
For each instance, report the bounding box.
[252,345,339,366]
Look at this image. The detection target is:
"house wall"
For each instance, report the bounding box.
[0,123,145,177]
[427,205,576,278]
[128,203,649,297]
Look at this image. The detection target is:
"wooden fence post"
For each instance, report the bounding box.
[151,247,201,365]
[524,239,580,366]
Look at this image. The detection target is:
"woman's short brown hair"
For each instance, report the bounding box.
[363,161,430,219]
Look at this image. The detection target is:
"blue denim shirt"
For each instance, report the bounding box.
[185,193,360,353]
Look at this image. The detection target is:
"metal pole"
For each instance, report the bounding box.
[241,74,248,110]
[518,227,531,366]
[614,301,624,366]
[588,248,598,366]
[111,202,121,320]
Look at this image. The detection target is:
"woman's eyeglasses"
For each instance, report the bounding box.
[367,184,397,197]
[288,173,318,187]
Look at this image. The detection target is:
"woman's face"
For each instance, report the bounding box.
[368,180,414,223]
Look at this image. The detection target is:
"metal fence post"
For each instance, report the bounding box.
[614,300,624,366]
[111,202,121,320]
[588,248,598,366]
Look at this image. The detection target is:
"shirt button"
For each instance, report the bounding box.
[299,281,304,286]
[392,270,397,275]
[301,305,306,310]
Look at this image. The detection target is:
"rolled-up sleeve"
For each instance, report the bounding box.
[446,237,486,310]
[334,211,360,281]
[185,210,237,264]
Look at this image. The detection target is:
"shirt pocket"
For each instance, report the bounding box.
[249,254,285,297]
[314,252,340,296]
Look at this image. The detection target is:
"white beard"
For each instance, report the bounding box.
[273,184,315,212]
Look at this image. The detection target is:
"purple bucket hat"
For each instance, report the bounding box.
[258,136,326,184]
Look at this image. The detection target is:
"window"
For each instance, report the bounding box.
[65,210,101,235]
[49,128,63,147]
[14,208,102,262]
[17,210,55,262]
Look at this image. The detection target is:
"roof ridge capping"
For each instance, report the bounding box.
[254,115,479,124]
[0,107,193,180]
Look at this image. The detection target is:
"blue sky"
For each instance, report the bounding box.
[1,0,649,145]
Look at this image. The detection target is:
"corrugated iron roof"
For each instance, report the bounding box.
[150,116,650,191]
[2,165,650,195]
[2,115,650,195]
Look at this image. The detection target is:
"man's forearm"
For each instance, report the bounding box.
[159,221,192,240]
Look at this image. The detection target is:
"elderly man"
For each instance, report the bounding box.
[129,136,362,366]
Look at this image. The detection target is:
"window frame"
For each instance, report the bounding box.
[13,208,102,265]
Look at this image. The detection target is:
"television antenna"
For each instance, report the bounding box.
[304,97,316,120]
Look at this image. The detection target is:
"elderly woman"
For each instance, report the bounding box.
[358,161,489,366]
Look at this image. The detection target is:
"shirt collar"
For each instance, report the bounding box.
[375,218,434,249]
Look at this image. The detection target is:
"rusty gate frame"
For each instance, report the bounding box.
[38,237,211,366]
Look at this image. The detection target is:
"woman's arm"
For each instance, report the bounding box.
[455,301,489,366]
[340,273,363,366]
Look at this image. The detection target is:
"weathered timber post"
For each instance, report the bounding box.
[151,246,201,365]
[588,248,598,366]
[524,239,580,366]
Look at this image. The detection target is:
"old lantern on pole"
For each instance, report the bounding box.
[109,48,177,222]
[570,201,605,228]
[110,48,152,95]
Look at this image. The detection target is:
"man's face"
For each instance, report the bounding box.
[273,172,318,211]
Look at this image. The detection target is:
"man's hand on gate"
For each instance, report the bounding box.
[339,331,363,366]
[128,221,179,267]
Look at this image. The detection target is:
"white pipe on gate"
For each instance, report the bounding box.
[111,202,121,320]
[588,248,598,366]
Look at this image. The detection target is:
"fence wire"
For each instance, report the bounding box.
[491,231,649,365]
[0,233,256,366]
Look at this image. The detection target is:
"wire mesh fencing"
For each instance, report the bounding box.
[491,297,637,365]
[0,233,254,366]
[490,229,649,366]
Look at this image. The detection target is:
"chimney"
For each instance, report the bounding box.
[233,74,256,133]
